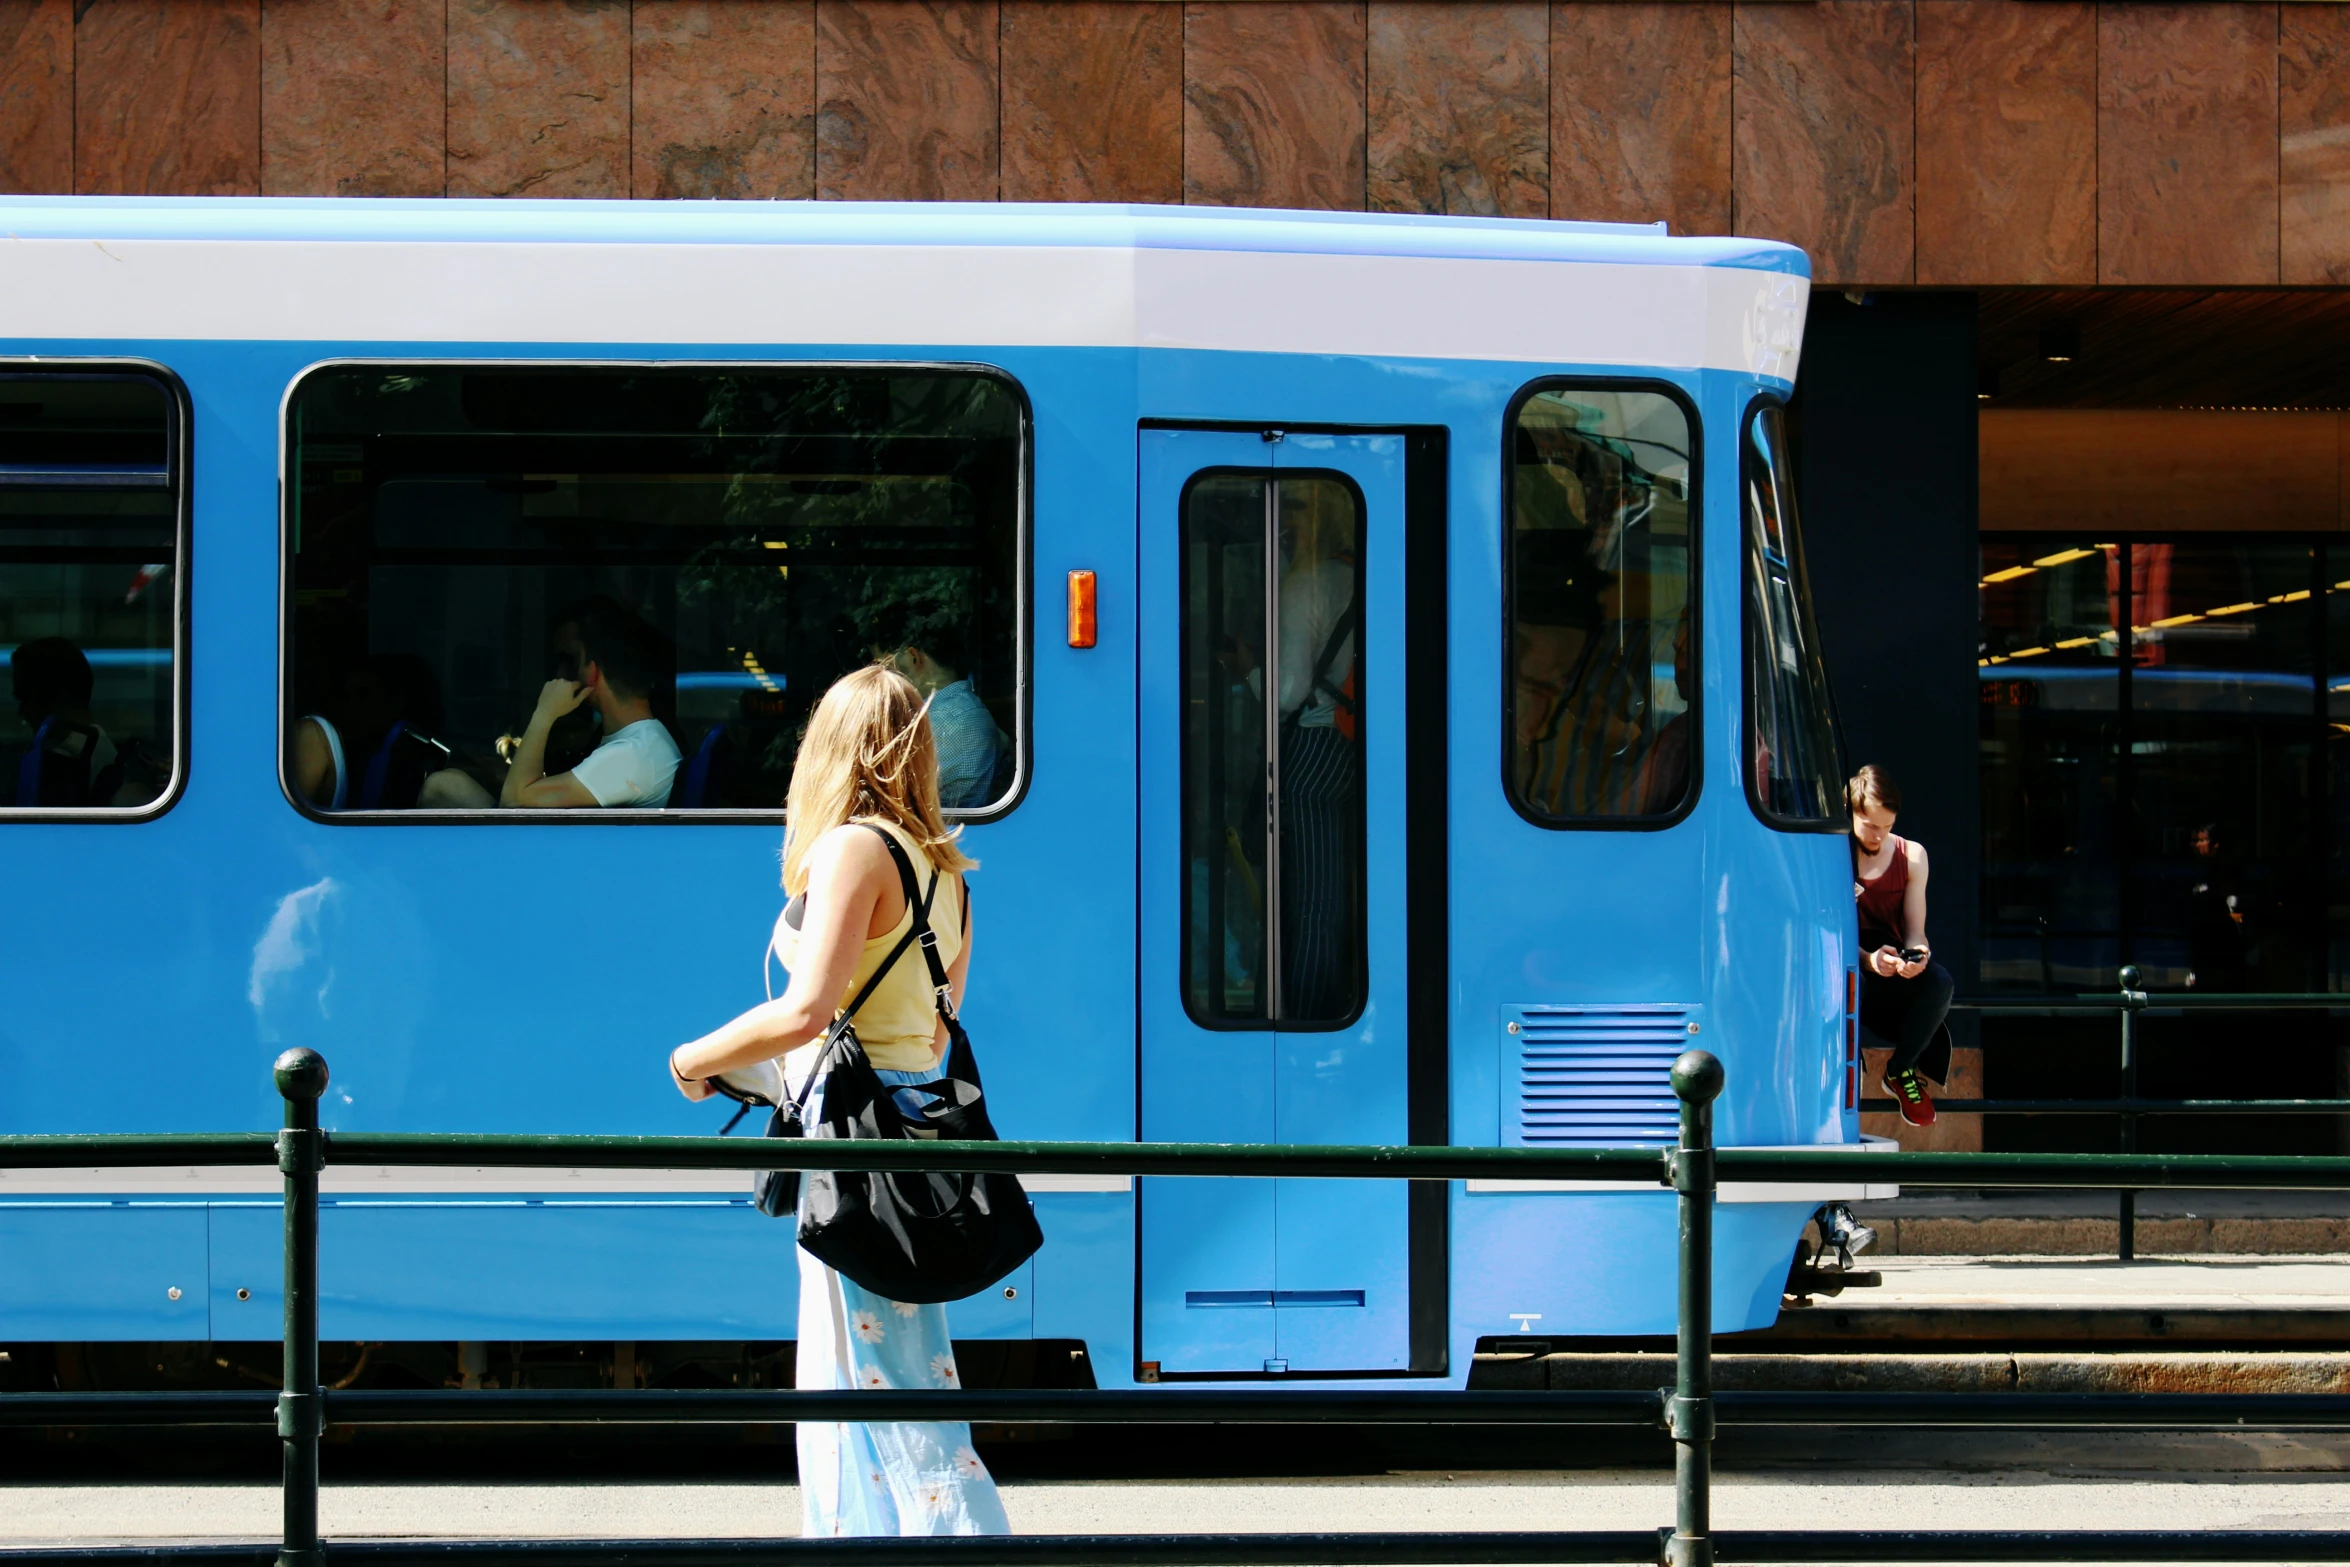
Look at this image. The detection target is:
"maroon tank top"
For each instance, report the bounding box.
[1855,836,1908,947]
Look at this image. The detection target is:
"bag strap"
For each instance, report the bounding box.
[781,827,938,1115]
[1299,579,1359,720]
[868,824,960,1024]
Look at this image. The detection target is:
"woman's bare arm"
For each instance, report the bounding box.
[669,827,891,1096]
[1901,841,1932,966]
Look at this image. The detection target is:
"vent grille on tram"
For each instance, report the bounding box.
[1506,1004,1696,1147]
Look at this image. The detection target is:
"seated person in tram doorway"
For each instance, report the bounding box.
[419,600,683,809]
[1851,763,1953,1128]
[876,616,1001,810]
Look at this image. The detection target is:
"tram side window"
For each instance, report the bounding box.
[1742,400,1841,826]
[284,367,1022,814]
[1508,385,1696,823]
[1,372,181,813]
[1181,472,1367,1029]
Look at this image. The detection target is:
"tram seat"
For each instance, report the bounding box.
[672,722,729,809]
[354,721,431,811]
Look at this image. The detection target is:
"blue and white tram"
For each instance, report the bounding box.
[0,198,1865,1387]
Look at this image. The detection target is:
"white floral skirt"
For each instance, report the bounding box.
[791,1060,1010,1538]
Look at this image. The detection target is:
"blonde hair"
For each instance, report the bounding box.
[781,663,977,895]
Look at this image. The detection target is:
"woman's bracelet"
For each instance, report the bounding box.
[669,1049,701,1086]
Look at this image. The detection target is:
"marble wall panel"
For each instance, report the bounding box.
[817,1,998,201]
[76,0,262,195]
[633,1,815,199]
[1185,2,1367,210]
[1367,2,1546,217]
[1915,0,2095,286]
[1733,0,1915,285]
[448,0,630,199]
[262,0,445,196]
[1549,2,1730,233]
[1001,0,1182,203]
[2284,6,2350,285]
[2099,3,2278,285]
[0,0,71,193]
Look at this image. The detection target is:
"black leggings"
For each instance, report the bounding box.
[1859,960,1954,1080]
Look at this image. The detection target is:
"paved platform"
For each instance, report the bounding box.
[4,1473,2349,1543]
[1850,1189,2350,1257]
[1855,1255,2350,1309]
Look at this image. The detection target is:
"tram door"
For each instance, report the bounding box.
[1136,429,1411,1377]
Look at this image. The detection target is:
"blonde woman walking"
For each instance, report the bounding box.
[666,664,1009,1538]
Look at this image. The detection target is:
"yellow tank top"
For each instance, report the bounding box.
[769,818,964,1072]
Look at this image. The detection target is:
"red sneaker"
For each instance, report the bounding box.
[1882,1069,1936,1127]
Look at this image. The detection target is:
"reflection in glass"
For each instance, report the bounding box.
[286,368,1021,812]
[1979,535,2332,992]
[1509,388,1694,820]
[0,373,179,811]
[1180,472,1365,1028]
[1977,540,2121,989]
[1742,403,1840,824]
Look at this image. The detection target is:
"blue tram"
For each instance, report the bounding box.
[0,198,1871,1386]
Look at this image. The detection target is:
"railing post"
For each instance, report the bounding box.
[2117,966,2145,1262]
[274,1048,329,1567]
[1664,1049,1722,1567]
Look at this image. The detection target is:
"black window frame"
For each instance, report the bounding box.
[1739,392,1845,835]
[276,357,1033,827]
[1175,462,1371,1035]
[0,357,192,825]
[1500,374,1703,833]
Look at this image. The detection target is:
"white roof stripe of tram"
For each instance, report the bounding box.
[0,203,1808,382]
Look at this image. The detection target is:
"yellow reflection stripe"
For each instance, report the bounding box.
[1981,566,2036,584]
[2150,614,2203,628]
[2205,602,2259,616]
[2032,548,2096,568]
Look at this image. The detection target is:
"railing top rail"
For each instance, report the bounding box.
[7,1130,2350,1191]
[1956,992,2350,1011]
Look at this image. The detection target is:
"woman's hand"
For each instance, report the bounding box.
[1867,945,1904,979]
[669,1049,715,1102]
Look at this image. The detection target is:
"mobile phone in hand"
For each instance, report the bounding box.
[1899,947,1928,963]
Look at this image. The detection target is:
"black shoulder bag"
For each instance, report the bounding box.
[796,828,1043,1303]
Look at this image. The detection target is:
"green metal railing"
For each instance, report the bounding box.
[6,1045,2350,1567]
[1860,964,2350,1258]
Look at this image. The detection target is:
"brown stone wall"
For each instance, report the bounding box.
[0,0,2337,288]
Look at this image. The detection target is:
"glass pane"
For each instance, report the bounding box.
[1742,403,1839,824]
[286,367,1022,813]
[1179,471,1365,1029]
[1508,387,1694,821]
[0,372,179,811]
[1978,539,2122,989]
[2128,542,2318,990]
[1182,474,1271,1025]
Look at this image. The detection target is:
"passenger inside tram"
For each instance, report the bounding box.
[417,599,681,809]
[10,637,138,808]
[873,613,1003,811]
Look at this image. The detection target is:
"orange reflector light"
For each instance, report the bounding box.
[1067,570,1098,648]
[1846,968,1858,1017]
[1845,1064,1857,1111]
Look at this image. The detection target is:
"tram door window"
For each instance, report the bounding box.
[1179,472,1366,1026]
[1742,400,1841,826]
[1138,430,1411,1380]
[1507,385,1696,823]
[0,370,182,814]
[284,366,1022,815]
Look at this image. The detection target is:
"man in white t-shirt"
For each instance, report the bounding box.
[419,602,681,809]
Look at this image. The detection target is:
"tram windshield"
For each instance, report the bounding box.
[284,366,1022,815]
[0,371,180,813]
[1508,385,1696,823]
[1742,401,1841,825]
